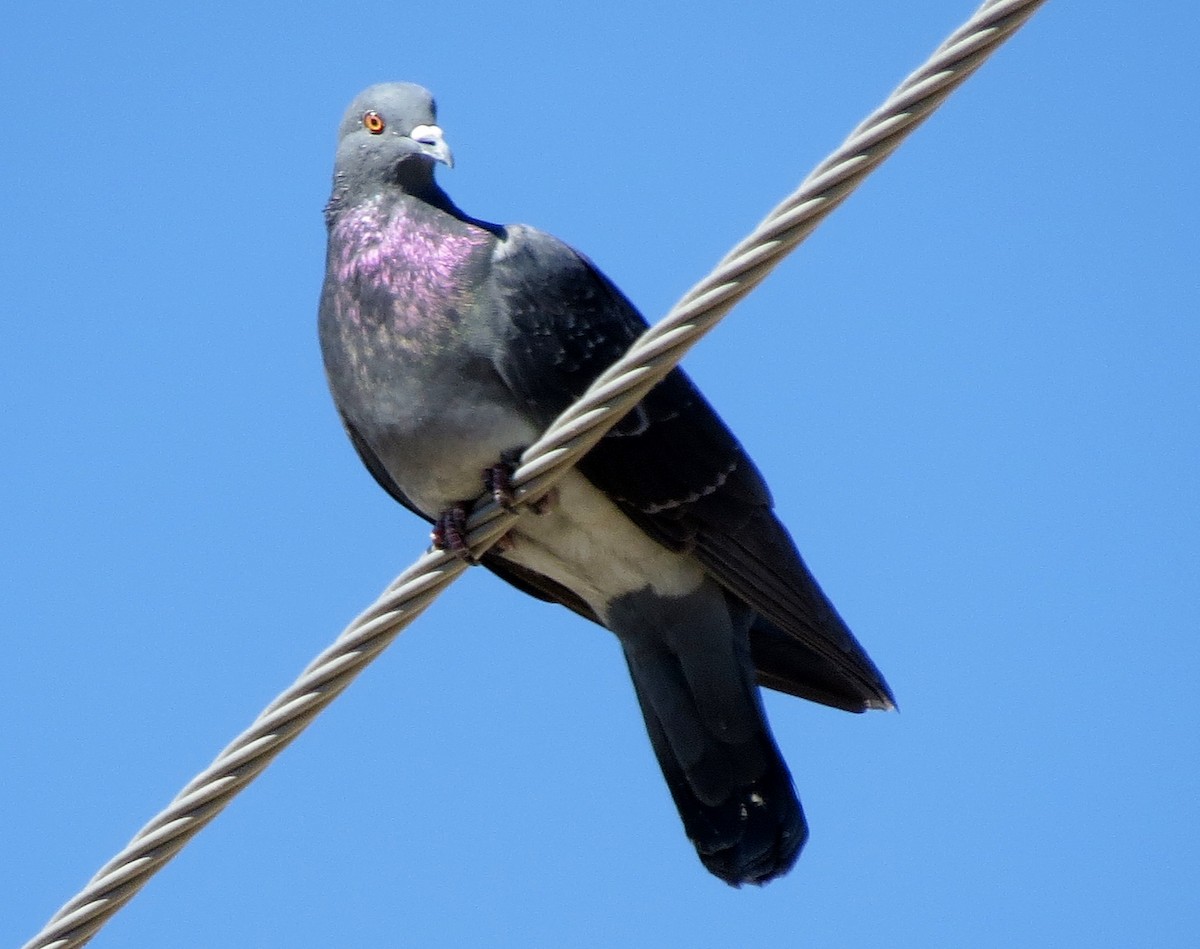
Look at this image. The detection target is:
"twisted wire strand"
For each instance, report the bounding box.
[22,2,1045,945]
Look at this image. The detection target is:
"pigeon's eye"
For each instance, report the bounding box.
[363,111,386,134]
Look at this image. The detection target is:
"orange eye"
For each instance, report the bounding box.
[363,111,385,134]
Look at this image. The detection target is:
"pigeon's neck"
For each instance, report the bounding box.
[394,165,461,216]
[327,193,495,334]
[324,159,475,224]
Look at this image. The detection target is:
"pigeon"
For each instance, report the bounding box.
[319,82,894,887]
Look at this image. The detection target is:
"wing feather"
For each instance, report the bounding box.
[485,227,893,710]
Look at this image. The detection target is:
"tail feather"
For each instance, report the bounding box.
[619,611,807,886]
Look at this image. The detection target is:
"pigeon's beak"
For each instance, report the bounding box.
[410,124,454,169]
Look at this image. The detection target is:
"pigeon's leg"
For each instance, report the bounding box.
[436,447,565,561]
[432,502,516,558]
[483,462,519,512]
[482,447,525,512]
[483,448,558,516]
[431,503,476,561]
[433,459,526,560]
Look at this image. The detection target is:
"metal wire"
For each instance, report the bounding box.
[21,1,1046,945]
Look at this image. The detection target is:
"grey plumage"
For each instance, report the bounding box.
[319,82,894,886]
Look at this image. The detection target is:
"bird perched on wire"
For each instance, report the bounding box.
[319,82,894,887]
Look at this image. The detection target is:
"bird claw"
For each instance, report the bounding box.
[431,504,477,562]
[484,451,558,518]
[480,461,520,551]
[435,452,543,560]
[483,458,519,512]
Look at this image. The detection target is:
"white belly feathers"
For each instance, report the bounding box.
[501,470,706,623]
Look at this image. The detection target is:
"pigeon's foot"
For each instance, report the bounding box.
[483,458,519,512]
[482,449,556,517]
[431,503,476,561]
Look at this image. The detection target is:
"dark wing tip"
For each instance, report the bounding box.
[749,613,896,713]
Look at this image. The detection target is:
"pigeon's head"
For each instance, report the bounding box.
[332,83,454,195]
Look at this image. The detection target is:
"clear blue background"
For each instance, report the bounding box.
[4,2,1197,947]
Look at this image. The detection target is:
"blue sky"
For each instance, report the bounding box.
[4,2,1198,947]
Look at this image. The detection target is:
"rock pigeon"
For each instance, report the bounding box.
[319,82,894,887]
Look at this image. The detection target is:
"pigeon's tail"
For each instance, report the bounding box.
[611,585,807,887]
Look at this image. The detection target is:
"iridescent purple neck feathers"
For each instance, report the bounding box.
[327,195,493,336]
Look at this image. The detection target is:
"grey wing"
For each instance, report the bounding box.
[485,225,894,711]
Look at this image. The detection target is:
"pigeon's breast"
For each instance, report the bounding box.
[321,198,531,514]
[329,198,492,339]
